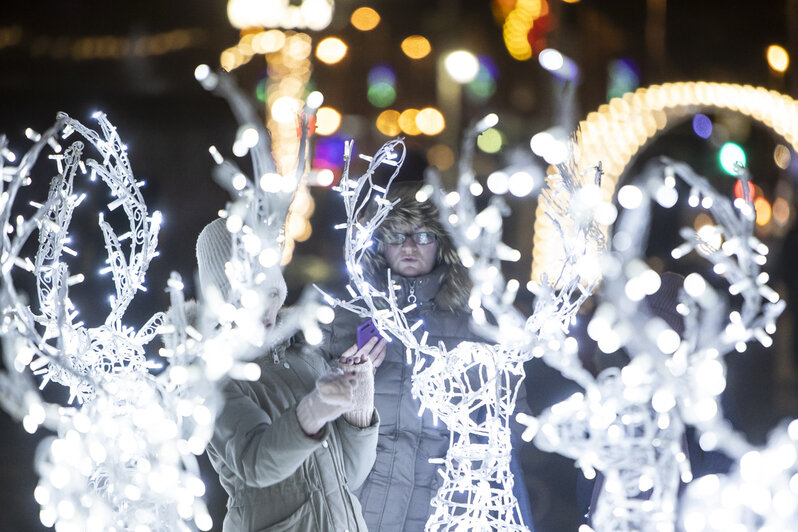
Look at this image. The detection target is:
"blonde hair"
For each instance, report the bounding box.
[363,183,471,311]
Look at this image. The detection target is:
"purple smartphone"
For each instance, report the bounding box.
[356,319,380,348]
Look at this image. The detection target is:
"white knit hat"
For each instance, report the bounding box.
[196,218,288,305]
[196,218,234,301]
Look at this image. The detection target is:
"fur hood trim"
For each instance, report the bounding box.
[361,183,471,311]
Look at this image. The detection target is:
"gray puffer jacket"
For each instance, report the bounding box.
[206,339,379,532]
[320,268,481,531]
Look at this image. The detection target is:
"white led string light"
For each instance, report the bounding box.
[527,157,789,532]
[419,116,608,531]
[0,112,220,531]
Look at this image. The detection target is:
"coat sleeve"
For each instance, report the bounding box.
[334,409,380,489]
[209,379,329,488]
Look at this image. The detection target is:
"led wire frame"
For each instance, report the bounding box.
[420,118,608,531]
[0,113,219,531]
[530,157,789,532]
[188,67,325,358]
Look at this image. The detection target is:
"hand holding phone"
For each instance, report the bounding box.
[357,319,380,348]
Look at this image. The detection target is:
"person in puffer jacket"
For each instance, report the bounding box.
[319,183,535,531]
[196,218,384,532]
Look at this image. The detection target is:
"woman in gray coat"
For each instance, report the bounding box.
[320,184,534,531]
[196,218,384,532]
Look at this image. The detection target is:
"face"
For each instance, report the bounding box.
[260,269,287,331]
[383,224,439,277]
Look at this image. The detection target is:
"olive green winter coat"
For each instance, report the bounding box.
[206,340,379,532]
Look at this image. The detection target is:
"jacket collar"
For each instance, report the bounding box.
[392,266,445,307]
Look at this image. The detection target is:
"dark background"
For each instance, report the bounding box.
[2,1,798,530]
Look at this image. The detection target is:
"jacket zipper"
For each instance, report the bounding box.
[407,279,417,304]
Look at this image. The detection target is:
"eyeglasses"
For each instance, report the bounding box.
[383,231,438,246]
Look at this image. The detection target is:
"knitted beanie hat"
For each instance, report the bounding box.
[195,218,287,305]
[196,218,233,300]
[643,271,685,336]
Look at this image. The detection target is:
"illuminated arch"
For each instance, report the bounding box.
[531,82,798,282]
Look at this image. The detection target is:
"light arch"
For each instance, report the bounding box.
[531,82,798,282]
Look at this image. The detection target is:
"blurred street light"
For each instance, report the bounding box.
[444,50,479,83]
[767,44,790,72]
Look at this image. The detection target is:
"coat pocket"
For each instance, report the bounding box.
[256,495,319,532]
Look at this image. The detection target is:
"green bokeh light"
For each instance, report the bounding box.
[367,82,397,108]
[719,142,746,175]
[477,128,503,153]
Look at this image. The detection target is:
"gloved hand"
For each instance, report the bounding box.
[296,369,357,437]
[338,336,383,426]
[338,356,374,427]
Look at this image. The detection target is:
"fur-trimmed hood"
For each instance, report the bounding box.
[361,183,471,311]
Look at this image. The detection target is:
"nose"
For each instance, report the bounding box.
[400,238,418,250]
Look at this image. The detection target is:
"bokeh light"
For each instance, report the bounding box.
[692,114,713,139]
[509,171,537,197]
[767,44,790,73]
[415,107,445,135]
[367,83,397,107]
[734,179,755,200]
[774,144,791,169]
[427,144,455,171]
[367,64,397,107]
[538,48,563,71]
[444,50,479,83]
[252,30,286,54]
[487,170,510,195]
[772,197,791,225]
[465,55,498,102]
[754,196,772,225]
[313,135,347,174]
[401,35,431,59]
[368,63,396,85]
[477,128,503,153]
[501,0,550,61]
[315,37,347,64]
[398,109,421,135]
[270,96,301,124]
[376,109,401,136]
[314,107,341,135]
[350,7,380,31]
[719,142,746,175]
[607,58,640,100]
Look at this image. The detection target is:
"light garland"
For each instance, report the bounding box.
[533,82,798,284]
[226,0,334,32]
[0,112,217,531]
[525,157,789,532]
[189,66,326,353]
[418,115,609,531]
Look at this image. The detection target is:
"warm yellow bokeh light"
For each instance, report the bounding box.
[398,109,422,135]
[773,197,791,226]
[315,107,342,135]
[351,7,381,31]
[376,110,401,136]
[401,35,432,59]
[754,196,772,226]
[774,144,791,169]
[252,30,286,54]
[767,44,789,73]
[415,107,445,135]
[315,37,348,64]
[427,144,455,171]
[220,49,238,71]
